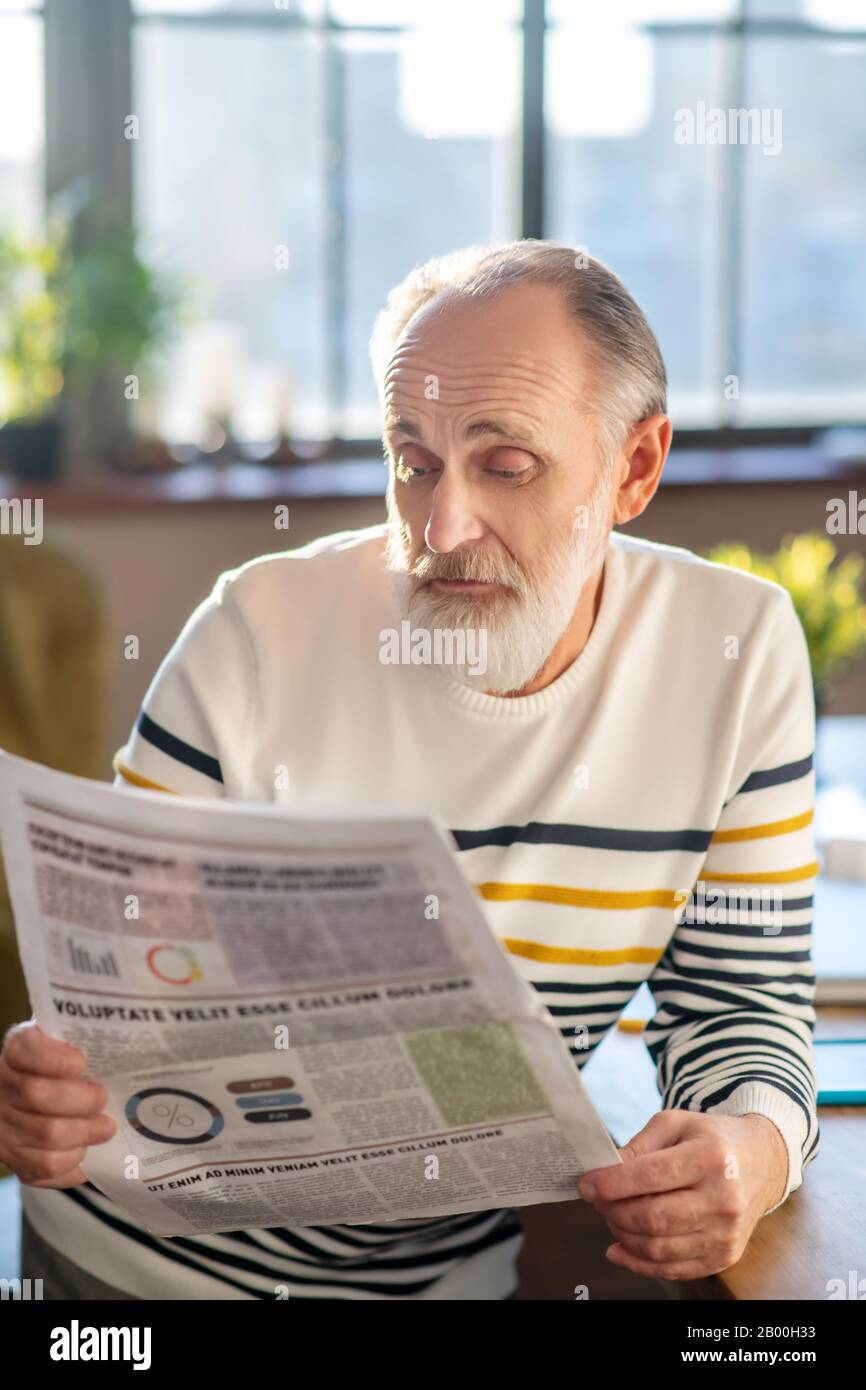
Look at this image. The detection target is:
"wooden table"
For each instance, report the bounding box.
[580,1006,866,1300]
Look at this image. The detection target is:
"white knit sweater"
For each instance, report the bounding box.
[23,524,819,1300]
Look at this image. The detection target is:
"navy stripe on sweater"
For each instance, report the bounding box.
[137,711,224,784]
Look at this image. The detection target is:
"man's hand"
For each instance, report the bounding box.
[0,1021,116,1188]
[577,1110,789,1282]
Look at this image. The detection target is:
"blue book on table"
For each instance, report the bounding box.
[815,1039,866,1105]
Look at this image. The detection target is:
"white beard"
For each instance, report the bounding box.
[384,463,613,696]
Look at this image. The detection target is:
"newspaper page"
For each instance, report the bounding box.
[0,750,620,1237]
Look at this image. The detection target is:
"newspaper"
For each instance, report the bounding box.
[0,749,620,1238]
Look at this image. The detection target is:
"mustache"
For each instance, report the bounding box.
[408,547,526,589]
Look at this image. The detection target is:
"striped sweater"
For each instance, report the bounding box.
[22,523,820,1299]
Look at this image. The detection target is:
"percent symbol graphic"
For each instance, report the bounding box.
[125,1087,225,1145]
[152,1101,195,1130]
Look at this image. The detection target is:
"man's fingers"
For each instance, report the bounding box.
[605,1222,715,1265]
[3,1024,89,1080]
[595,1187,706,1236]
[0,1024,108,1191]
[5,1106,116,1150]
[616,1110,690,1160]
[580,1137,706,1204]
[15,1145,89,1186]
[18,1165,89,1190]
[605,1242,719,1283]
[2,1071,108,1118]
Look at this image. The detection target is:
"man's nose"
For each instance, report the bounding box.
[424,471,486,554]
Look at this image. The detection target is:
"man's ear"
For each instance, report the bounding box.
[612,414,672,526]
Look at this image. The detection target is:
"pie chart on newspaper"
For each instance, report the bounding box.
[125,1087,225,1145]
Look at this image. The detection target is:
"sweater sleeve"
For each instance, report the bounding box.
[111,569,257,802]
[643,587,820,1212]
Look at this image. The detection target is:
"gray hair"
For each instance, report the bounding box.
[369,238,667,460]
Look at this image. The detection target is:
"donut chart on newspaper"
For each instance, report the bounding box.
[125,1087,225,1145]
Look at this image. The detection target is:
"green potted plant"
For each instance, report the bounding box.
[704,533,866,717]
[54,214,178,404]
[0,233,65,477]
[0,199,179,478]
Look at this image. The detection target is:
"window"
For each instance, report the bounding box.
[133,19,331,441]
[4,0,866,453]
[131,0,521,443]
[546,10,734,427]
[546,0,866,429]
[739,23,866,424]
[0,1,43,239]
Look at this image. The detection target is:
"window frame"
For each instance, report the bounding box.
[26,0,866,468]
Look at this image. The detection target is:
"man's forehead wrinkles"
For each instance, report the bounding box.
[385,347,578,388]
[383,371,577,410]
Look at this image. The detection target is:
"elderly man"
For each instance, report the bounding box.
[1,240,818,1301]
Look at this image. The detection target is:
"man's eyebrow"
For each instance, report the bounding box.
[383,415,545,450]
[463,417,544,448]
[383,416,423,441]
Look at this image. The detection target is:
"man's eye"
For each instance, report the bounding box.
[393,445,434,482]
[395,456,430,483]
[487,449,534,479]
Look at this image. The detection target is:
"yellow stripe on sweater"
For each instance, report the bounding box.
[476,882,682,911]
[113,755,176,795]
[698,860,820,885]
[502,938,663,967]
[710,809,814,843]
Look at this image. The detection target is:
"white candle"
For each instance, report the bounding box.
[189,323,244,420]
